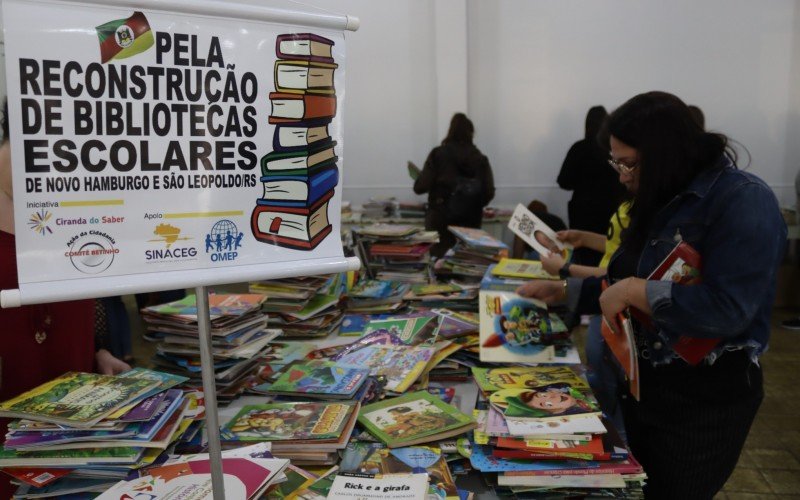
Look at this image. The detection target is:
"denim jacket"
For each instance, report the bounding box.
[572,157,787,366]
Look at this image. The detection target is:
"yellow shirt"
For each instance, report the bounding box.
[599,201,631,268]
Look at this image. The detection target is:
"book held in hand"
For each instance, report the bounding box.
[507,203,573,259]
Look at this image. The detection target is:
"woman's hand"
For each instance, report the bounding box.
[599,277,649,334]
[556,230,584,248]
[540,252,566,276]
[96,348,132,375]
[516,280,567,306]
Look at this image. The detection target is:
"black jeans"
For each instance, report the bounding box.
[621,350,763,499]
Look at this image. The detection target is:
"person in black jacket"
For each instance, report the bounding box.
[414,113,495,257]
[557,106,625,265]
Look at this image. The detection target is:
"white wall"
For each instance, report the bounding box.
[2,0,798,214]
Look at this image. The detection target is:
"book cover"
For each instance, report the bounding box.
[273,121,332,152]
[259,166,338,203]
[276,33,335,64]
[144,293,266,319]
[0,372,157,428]
[644,241,715,365]
[469,445,583,473]
[251,190,333,251]
[275,60,338,94]
[507,203,573,259]
[96,457,284,500]
[335,344,435,393]
[222,402,357,442]
[448,226,509,252]
[480,265,527,292]
[489,383,600,421]
[358,391,475,448]
[491,258,558,280]
[600,281,640,401]
[471,366,590,394]
[354,446,459,499]
[361,314,439,345]
[267,361,368,398]
[0,445,144,467]
[478,291,568,363]
[269,92,336,123]
[260,141,338,174]
[410,283,463,296]
[432,309,478,339]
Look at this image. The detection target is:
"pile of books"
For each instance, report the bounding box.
[345,279,409,314]
[142,293,274,402]
[481,258,559,292]
[253,274,347,339]
[0,369,204,498]
[435,226,509,282]
[469,366,646,496]
[352,223,438,283]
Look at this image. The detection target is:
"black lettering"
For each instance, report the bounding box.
[171,103,188,136]
[237,141,257,170]
[207,36,224,67]
[130,65,146,99]
[125,102,142,136]
[205,71,221,103]
[85,63,106,99]
[190,104,205,136]
[166,68,183,100]
[242,106,257,137]
[224,107,241,136]
[106,101,124,135]
[140,140,160,171]
[24,139,49,172]
[174,33,189,66]
[152,103,171,136]
[107,64,127,99]
[156,32,171,64]
[190,141,213,170]
[163,141,187,170]
[215,141,235,170]
[74,100,93,135]
[241,72,258,104]
[53,139,77,172]
[21,99,42,134]
[222,72,240,102]
[190,34,205,67]
[81,140,107,172]
[110,140,136,172]
[64,61,83,98]
[42,60,61,96]
[19,59,41,96]
[147,66,164,99]
[207,104,223,137]
[43,99,63,134]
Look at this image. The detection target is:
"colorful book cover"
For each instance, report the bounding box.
[251,191,333,250]
[349,280,397,299]
[328,473,429,499]
[491,258,558,280]
[144,293,266,319]
[362,315,438,345]
[259,166,338,203]
[266,361,368,398]
[355,446,459,499]
[478,291,567,363]
[0,372,157,428]
[489,383,600,421]
[336,344,435,393]
[471,366,589,394]
[507,203,573,259]
[434,312,478,339]
[358,391,475,448]
[448,226,509,251]
[469,445,585,473]
[222,402,357,442]
[96,457,284,500]
[480,265,527,292]
[266,464,318,498]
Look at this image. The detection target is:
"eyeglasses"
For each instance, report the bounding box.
[607,157,639,175]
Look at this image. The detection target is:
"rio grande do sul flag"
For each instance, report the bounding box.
[96,11,154,63]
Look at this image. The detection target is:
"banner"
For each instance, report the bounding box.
[2,0,357,306]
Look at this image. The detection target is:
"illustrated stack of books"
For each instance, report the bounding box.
[468,366,646,496]
[352,223,438,283]
[141,293,274,401]
[0,369,204,498]
[251,33,339,251]
[435,226,509,283]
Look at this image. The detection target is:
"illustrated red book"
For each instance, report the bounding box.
[269,92,336,124]
[251,189,333,250]
[275,33,335,64]
[600,281,640,401]
[636,241,717,365]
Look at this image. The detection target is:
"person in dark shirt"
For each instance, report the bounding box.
[414,113,495,257]
[557,106,625,265]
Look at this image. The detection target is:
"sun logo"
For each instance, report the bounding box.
[28,209,53,235]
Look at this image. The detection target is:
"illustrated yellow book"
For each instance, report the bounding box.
[491,258,559,280]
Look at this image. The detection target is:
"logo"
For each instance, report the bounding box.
[28,210,53,236]
[145,224,197,262]
[206,220,243,262]
[96,11,154,63]
[65,231,118,274]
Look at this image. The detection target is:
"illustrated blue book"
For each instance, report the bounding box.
[258,167,338,206]
[266,360,369,399]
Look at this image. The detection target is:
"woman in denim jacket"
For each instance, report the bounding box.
[519,91,787,499]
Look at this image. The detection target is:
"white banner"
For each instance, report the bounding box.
[2,0,359,306]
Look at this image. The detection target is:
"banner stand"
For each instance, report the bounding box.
[195,285,226,499]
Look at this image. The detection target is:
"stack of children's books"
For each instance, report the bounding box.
[141,293,275,402]
[435,226,509,282]
[0,369,207,498]
[345,279,409,314]
[352,224,438,283]
[469,366,646,496]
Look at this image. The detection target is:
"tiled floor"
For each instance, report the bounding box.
[124,297,800,497]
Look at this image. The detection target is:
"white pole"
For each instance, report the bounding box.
[195,285,225,500]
